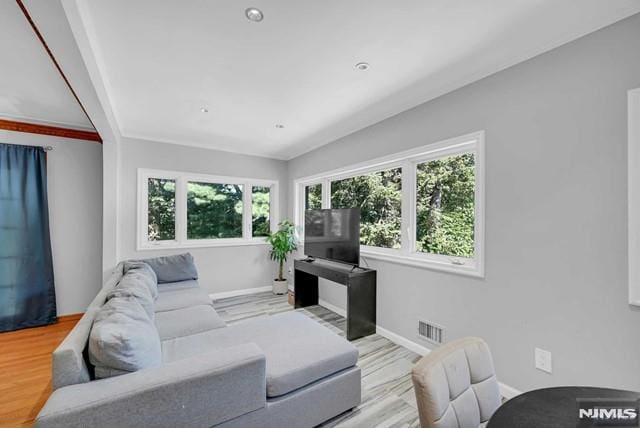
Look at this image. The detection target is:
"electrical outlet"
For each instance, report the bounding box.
[535,348,552,373]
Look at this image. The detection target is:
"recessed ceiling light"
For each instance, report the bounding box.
[275,124,285,129]
[355,62,370,71]
[245,7,264,22]
[200,107,209,113]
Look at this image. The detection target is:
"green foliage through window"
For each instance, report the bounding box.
[148,178,175,241]
[416,153,475,257]
[331,168,402,249]
[305,184,322,210]
[187,181,243,239]
[252,186,271,237]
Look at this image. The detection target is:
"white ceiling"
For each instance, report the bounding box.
[72,0,640,159]
[0,1,92,130]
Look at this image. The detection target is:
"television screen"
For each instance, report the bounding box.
[304,208,360,265]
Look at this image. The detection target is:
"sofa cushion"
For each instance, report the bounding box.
[155,305,226,340]
[51,263,125,390]
[123,261,158,298]
[107,274,155,320]
[89,296,162,379]
[158,279,200,293]
[138,253,198,284]
[162,312,358,397]
[154,286,212,312]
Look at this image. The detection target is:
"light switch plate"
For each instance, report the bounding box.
[535,348,552,373]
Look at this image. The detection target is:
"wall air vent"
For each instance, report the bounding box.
[418,319,444,345]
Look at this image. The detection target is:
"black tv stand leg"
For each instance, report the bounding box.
[294,269,318,308]
[346,274,376,340]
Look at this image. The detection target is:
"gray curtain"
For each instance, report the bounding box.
[0,143,56,332]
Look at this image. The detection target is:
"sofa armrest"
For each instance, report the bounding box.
[36,343,266,428]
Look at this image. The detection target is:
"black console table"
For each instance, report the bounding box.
[294,259,376,341]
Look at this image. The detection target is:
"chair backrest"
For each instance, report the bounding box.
[411,337,501,428]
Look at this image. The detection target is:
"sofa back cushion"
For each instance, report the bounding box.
[138,253,198,284]
[89,295,161,379]
[107,273,156,320]
[106,281,154,320]
[123,261,158,298]
[51,262,125,390]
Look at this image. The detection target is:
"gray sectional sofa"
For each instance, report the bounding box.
[36,254,361,427]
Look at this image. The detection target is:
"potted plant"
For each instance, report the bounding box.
[266,220,298,295]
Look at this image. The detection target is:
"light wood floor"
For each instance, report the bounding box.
[0,314,82,427]
[213,292,423,427]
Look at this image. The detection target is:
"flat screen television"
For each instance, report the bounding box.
[304,208,360,265]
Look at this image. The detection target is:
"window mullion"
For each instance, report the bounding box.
[270,183,279,232]
[176,177,187,244]
[138,172,149,247]
[401,161,415,255]
[322,179,331,208]
[243,182,252,240]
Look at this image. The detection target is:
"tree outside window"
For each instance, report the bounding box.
[330,168,402,249]
[416,153,475,257]
[187,181,243,239]
[148,178,175,241]
[252,186,271,237]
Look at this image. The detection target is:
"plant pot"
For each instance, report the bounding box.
[272,279,288,295]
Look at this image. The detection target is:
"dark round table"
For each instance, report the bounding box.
[487,386,640,428]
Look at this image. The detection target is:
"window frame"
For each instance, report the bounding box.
[137,168,279,251]
[628,88,640,306]
[294,131,485,278]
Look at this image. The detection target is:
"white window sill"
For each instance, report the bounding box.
[360,248,484,278]
[137,239,269,251]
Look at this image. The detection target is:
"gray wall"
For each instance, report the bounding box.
[287,14,640,392]
[0,131,103,315]
[117,137,288,295]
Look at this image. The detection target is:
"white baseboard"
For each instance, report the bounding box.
[376,325,432,356]
[209,286,272,300]
[498,382,522,400]
[375,325,522,399]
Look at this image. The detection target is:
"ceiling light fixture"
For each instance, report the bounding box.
[355,62,370,71]
[200,107,209,113]
[245,7,264,22]
[275,124,285,129]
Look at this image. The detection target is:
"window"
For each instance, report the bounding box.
[331,168,402,249]
[187,181,243,239]
[138,169,278,250]
[416,153,475,258]
[305,183,322,210]
[252,186,271,237]
[147,178,176,241]
[294,131,484,277]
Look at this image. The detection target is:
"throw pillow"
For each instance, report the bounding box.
[138,253,198,284]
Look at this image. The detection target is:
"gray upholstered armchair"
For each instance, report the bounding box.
[411,337,501,428]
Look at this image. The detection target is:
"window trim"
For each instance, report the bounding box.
[137,168,279,251]
[293,131,485,278]
[628,88,640,306]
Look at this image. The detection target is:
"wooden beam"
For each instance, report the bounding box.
[0,119,102,143]
[14,0,102,141]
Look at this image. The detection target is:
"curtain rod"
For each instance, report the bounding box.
[43,146,53,151]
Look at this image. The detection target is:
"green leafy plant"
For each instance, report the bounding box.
[266,220,298,281]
